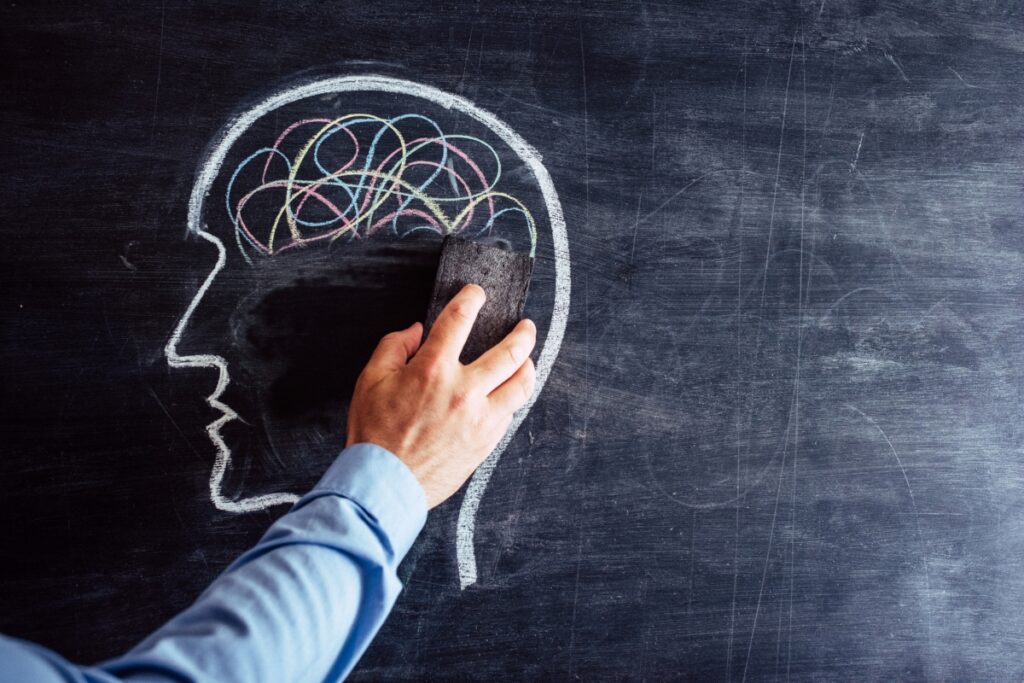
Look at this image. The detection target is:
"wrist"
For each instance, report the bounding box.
[312,443,428,555]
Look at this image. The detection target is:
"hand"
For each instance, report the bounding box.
[346,284,537,509]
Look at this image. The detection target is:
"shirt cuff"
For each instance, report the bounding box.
[306,443,428,559]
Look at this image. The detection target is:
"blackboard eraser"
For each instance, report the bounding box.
[424,236,534,364]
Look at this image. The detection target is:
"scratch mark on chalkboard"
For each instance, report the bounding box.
[850,131,865,173]
[569,277,590,678]
[742,396,795,683]
[846,165,912,284]
[577,23,591,461]
[687,509,697,623]
[171,76,571,554]
[172,495,212,572]
[262,410,289,471]
[496,90,561,118]
[760,33,798,311]
[132,337,144,375]
[843,404,923,534]
[820,51,837,141]
[787,37,810,680]
[487,438,532,579]
[627,190,642,287]
[915,297,949,324]
[843,402,934,673]
[883,51,911,83]
[581,276,590,446]
[169,495,186,531]
[817,286,891,324]
[947,66,984,89]
[726,40,749,682]
[580,24,590,221]
[150,0,166,136]
[644,256,827,513]
[640,168,763,226]
[568,513,585,679]
[147,386,203,460]
[818,0,826,18]
[101,306,116,348]
[458,26,475,93]
[637,567,651,680]
[651,92,656,174]
[476,29,485,75]
[775,605,784,678]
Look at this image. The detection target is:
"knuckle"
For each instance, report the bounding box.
[416,355,446,381]
[504,344,520,367]
[501,333,533,367]
[449,388,472,410]
[448,301,474,324]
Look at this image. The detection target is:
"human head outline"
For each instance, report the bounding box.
[165,74,570,587]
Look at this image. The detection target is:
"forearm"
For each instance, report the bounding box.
[101,442,426,682]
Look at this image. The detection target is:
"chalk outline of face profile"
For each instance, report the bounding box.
[165,75,570,588]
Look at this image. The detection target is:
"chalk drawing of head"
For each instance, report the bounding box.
[165,75,569,588]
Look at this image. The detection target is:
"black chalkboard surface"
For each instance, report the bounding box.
[2,2,1023,680]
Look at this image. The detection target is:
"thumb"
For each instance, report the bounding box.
[361,322,423,385]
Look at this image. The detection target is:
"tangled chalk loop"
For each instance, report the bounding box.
[225,113,538,262]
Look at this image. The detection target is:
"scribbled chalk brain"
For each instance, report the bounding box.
[225,113,538,260]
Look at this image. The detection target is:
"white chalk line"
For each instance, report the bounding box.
[165,75,570,586]
[165,230,300,513]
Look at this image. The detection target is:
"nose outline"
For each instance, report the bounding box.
[165,228,302,513]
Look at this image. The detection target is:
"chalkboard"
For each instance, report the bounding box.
[2,2,1023,680]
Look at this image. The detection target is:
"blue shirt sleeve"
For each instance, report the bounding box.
[0,443,427,683]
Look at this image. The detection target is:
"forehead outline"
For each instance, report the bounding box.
[188,75,571,588]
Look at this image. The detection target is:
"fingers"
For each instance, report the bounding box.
[488,357,536,416]
[469,319,536,393]
[418,284,486,363]
[361,322,423,385]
